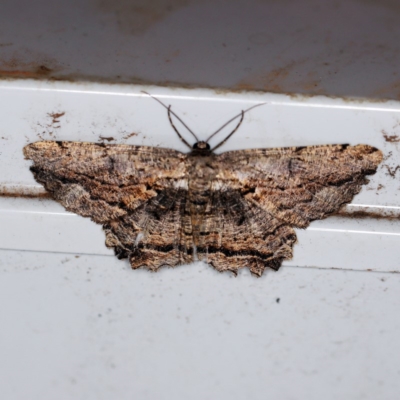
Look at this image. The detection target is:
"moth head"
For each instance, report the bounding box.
[192,141,210,151]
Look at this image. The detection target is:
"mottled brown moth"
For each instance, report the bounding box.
[24,94,382,275]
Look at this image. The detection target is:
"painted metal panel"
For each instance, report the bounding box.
[0,251,399,400]
[0,80,398,272]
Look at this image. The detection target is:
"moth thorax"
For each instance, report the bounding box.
[193,141,210,150]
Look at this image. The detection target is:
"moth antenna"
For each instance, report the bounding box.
[141,91,199,143]
[211,111,245,152]
[167,106,192,149]
[206,102,266,143]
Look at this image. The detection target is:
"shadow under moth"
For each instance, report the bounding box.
[23,96,383,276]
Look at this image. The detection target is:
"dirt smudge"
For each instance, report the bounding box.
[382,129,400,143]
[48,112,66,125]
[0,60,57,79]
[336,209,398,221]
[0,186,50,199]
[122,132,138,140]
[99,136,115,142]
[383,164,400,178]
[96,0,189,35]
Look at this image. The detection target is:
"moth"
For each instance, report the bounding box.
[24,94,383,276]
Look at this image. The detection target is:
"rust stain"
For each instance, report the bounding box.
[259,62,295,93]
[233,61,298,94]
[48,112,66,125]
[234,60,329,96]
[382,129,400,143]
[0,66,397,107]
[0,51,65,80]
[122,132,138,140]
[0,55,64,80]
[372,79,400,101]
[232,82,260,92]
[0,187,50,199]
[298,71,325,94]
[0,64,54,79]
[336,209,399,221]
[0,59,397,105]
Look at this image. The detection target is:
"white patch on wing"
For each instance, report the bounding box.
[172,179,188,190]
[192,244,198,261]
[135,232,144,246]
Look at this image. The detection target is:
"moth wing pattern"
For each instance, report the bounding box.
[195,143,382,275]
[24,141,383,276]
[195,182,297,276]
[104,181,194,270]
[215,144,382,228]
[23,141,194,268]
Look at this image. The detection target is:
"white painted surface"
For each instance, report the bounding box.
[0,79,399,400]
[0,251,399,400]
[0,80,399,271]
